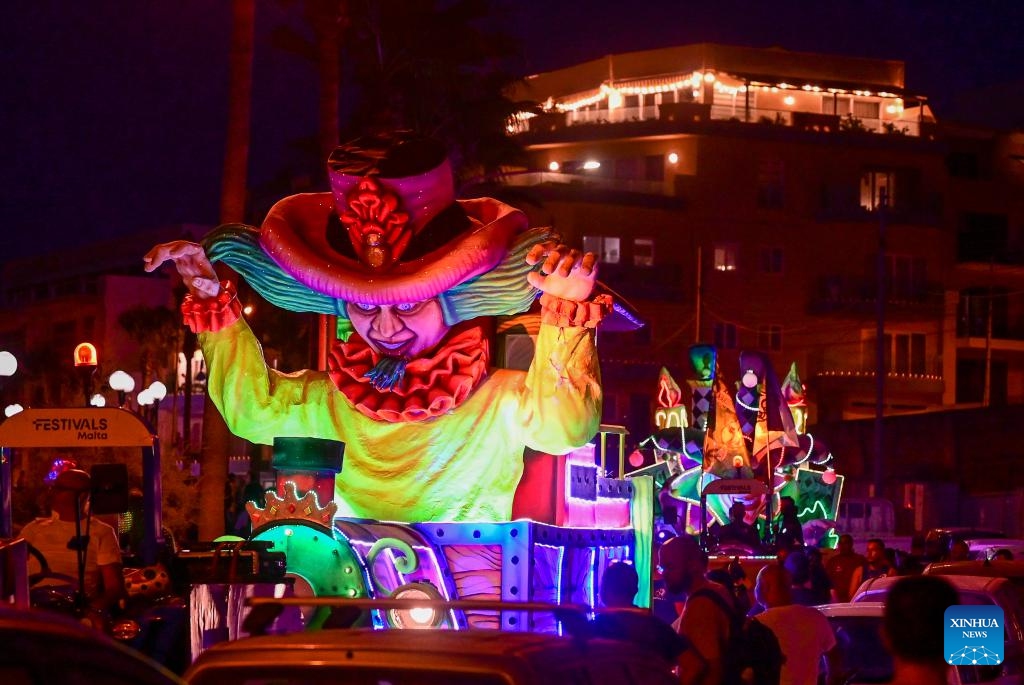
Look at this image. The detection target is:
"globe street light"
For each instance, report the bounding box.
[108,369,136,408]
[4,404,23,418]
[0,351,16,411]
[90,394,107,407]
[0,351,16,378]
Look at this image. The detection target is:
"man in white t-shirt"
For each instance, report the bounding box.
[19,468,124,620]
[753,562,837,685]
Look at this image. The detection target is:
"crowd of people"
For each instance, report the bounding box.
[594,531,970,685]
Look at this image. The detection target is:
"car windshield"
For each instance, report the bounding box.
[189,667,511,685]
[827,616,893,683]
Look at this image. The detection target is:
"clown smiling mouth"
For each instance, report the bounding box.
[373,338,413,354]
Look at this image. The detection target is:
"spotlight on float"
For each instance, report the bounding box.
[386,581,444,630]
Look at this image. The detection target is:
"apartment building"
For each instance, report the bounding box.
[504,43,1024,441]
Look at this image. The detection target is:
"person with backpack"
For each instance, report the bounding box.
[753,563,837,685]
[659,535,734,684]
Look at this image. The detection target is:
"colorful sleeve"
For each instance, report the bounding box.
[517,320,604,455]
[199,318,348,445]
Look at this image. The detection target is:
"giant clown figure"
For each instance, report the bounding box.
[145,134,610,523]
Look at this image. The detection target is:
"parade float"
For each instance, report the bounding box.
[142,134,654,650]
[638,348,843,554]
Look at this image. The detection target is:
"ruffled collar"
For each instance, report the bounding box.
[327,322,490,422]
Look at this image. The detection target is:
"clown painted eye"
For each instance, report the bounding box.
[352,302,378,313]
[395,302,420,313]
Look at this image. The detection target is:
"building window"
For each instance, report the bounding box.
[760,247,783,274]
[713,322,738,349]
[645,155,665,181]
[583,235,620,264]
[884,254,926,299]
[713,244,737,272]
[860,170,895,210]
[757,325,783,352]
[821,95,851,115]
[853,99,880,120]
[634,238,655,267]
[756,159,784,208]
[615,157,643,180]
[883,332,927,375]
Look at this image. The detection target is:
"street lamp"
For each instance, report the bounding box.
[108,370,136,408]
[0,350,16,410]
[137,380,166,426]
[4,404,23,418]
[0,351,16,378]
[73,342,98,407]
[90,394,106,407]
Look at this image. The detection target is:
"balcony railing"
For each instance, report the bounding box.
[810,275,943,313]
[808,351,943,382]
[501,171,669,196]
[516,102,922,137]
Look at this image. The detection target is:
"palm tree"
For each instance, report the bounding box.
[200,0,256,540]
[342,0,526,186]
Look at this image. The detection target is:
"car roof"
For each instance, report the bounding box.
[0,607,183,684]
[857,573,1009,594]
[928,527,1006,538]
[816,602,885,618]
[186,628,668,683]
[925,560,1024,578]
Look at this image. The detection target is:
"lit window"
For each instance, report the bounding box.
[633,238,655,267]
[713,245,738,272]
[757,325,783,352]
[860,170,895,210]
[713,322,738,350]
[583,235,620,264]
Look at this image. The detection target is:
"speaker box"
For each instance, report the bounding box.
[90,463,130,515]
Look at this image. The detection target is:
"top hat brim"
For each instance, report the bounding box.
[260,193,528,305]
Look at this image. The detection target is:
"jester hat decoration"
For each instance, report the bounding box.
[202,132,549,328]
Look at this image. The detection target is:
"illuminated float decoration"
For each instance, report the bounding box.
[145,133,650,634]
[637,346,842,549]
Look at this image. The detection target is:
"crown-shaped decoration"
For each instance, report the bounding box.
[338,176,411,269]
[247,480,338,531]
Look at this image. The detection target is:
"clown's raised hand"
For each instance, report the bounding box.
[143,241,221,299]
[525,241,598,303]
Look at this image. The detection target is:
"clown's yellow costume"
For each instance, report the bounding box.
[166,135,611,522]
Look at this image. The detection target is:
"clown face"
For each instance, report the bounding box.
[347,298,450,358]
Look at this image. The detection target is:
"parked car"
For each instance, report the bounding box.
[924,527,1007,561]
[925,560,1024,617]
[851,575,1024,683]
[0,605,183,684]
[184,625,677,685]
[965,540,1024,562]
[817,602,1008,685]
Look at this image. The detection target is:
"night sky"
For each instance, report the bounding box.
[3,0,1022,263]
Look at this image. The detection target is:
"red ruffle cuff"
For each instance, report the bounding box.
[182,281,241,334]
[539,293,613,329]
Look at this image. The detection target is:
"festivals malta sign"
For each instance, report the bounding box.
[0,408,153,448]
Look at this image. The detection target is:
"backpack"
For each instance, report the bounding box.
[689,588,785,685]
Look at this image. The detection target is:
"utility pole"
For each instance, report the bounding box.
[695,246,703,343]
[983,260,994,407]
[873,188,888,498]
